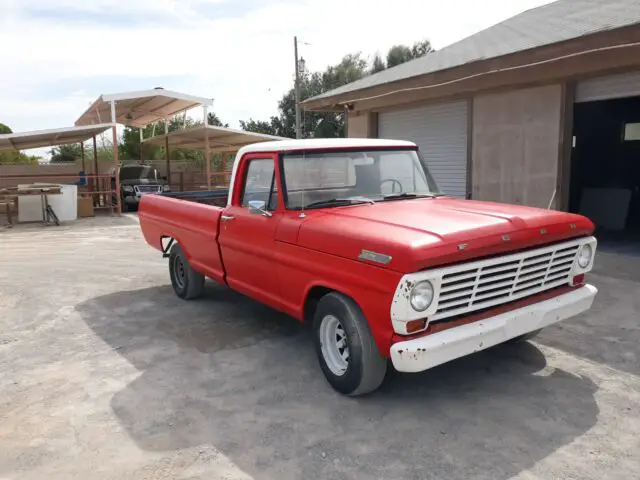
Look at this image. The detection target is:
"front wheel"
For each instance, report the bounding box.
[313,293,387,396]
[168,244,205,300]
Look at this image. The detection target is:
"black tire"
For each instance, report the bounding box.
[506,329,543,344]
[168,244,205,300]
[313,292,387,396]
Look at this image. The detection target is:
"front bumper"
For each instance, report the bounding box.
[123,195,140,204]
[390,284,597,373]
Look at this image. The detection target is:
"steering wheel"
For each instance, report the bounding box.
[380,179,403,194]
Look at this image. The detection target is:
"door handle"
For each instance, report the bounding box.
[221,215,235,222]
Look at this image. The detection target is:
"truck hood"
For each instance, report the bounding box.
[295,197,594,272]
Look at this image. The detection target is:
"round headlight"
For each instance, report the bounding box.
[410,281,434,312]
[577,244,593,269]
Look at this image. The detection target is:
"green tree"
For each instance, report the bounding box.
[370,54,386,74]
[240,40,434,139]
[411,39,434,58]
[208,112,228,127]
[50,144,82,163]
[386,45,413,68]
[386,40,434,68]
[0,151,40,165]
[0,122,40,165]
[119,112,226,164]
[238,119,278,136]
[241,53,369,139]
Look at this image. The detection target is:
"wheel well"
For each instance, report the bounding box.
[304,286,334,323]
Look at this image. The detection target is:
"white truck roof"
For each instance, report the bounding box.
[237,138,417,155]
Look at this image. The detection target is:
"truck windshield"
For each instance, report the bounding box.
[281,148,442,210]
[119,166,158,181]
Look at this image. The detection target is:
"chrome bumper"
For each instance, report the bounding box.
[390,284,597,373]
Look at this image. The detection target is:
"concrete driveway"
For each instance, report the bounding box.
[1,216,639,480]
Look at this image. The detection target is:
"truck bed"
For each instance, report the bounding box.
[160,189,228,208]
[138,191,226,283]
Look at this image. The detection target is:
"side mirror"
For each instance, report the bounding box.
[248,200,272,217]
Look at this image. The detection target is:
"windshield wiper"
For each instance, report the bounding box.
[304,197,375,209]
[381,192,439,201]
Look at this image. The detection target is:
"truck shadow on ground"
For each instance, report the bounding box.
[77,283,599,480]
[535,251,640,377]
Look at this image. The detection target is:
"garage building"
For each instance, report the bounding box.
[303,0,640,238]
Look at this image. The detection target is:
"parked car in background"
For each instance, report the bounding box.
[138,138,598,396]
[110,163,170,211]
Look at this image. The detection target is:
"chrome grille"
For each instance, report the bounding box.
[134,185,161,194]
[432,241,581,321]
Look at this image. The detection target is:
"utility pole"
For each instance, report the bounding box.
[294,35,302,139]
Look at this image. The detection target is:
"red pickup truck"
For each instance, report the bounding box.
[139,138,598,396]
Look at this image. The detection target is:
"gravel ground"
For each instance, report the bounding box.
[0,215,639,480]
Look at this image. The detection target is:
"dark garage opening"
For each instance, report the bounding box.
[570,96,640,243]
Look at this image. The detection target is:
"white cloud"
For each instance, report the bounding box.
[0,0,554,141]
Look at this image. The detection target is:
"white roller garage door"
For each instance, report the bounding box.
[576,71,640,102]
[378,100,468,198]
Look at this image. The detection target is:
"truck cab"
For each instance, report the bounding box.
[138,138,598,396]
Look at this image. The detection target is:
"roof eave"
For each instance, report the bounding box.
[303,26,640,113]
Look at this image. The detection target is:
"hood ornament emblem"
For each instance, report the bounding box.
[358,249,392,265]
[540,228,547,235]
[457,243,468,251]
[502,234,510,241]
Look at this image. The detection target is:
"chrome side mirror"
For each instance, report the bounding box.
[248,200,272,217]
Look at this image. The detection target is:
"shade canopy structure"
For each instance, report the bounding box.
[142,125,287,153]
[75,89,214,128]
[0,124,113,152]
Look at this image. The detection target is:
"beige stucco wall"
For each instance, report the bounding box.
[471,84,563,209]
[347,112,378,138]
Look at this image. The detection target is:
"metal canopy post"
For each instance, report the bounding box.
[203,106,211,190]
[111,100,121,214]
[92,135,99,203]
[139,128,144,160]
[165,120,171,187]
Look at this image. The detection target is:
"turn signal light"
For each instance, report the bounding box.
[406,319,428,334]
[572,274,585,286]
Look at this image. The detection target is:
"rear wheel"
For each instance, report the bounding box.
[169,244,205,300]
[313,292,387,396]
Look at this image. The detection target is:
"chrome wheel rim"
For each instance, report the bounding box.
[319,315,350,376]
[173,256,185,289]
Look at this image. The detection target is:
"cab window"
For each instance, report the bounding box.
[241,158,278,210]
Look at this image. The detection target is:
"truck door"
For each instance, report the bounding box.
[218,153,283,310]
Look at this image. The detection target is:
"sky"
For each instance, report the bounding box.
[0,0,554,156]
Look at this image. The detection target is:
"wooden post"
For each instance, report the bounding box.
[111,100,121,214]
[92,135,99,204]
[203,106,211,190]
[80,142,86,172]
